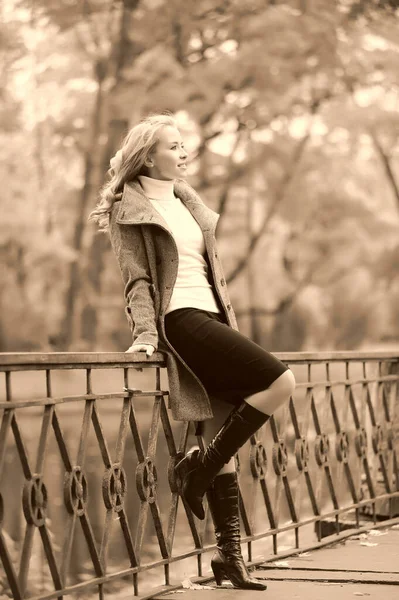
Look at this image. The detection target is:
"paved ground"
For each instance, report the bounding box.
[153,524,399,600]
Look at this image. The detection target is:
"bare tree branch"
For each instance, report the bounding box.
[74,0,124,60]
[74,22,97,60]
[234,261,320,319]
[113,0,141,78]
[370,131,399,214]
[190,129,225,163]
[235,256,355,320]
[82,0,102,51]
[226,129,312,284]
[217,128,247,217]
[173,18,186,66]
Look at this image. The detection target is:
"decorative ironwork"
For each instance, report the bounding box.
[315,433,330,466]
[136,458,158,503]
[102,464,126,511]
[355,427,368,458]
[272,439,288,475]
[250,440,267,478]
[295,437,309,471]
[23,476,48,526]
[0,350,397,600]
[168,452,185,493]
[64,466,88,516]
[372,424,385,454]
[335,431,350,462]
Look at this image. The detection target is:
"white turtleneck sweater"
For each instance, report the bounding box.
[138,175,220,315]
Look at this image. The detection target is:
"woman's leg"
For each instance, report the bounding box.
[207,472,267,590]
[165,308,294,412]
[166,309,292,590]
[245,368,297,414]
[201,398,236,475]
[166,308,295,516]
[197,399,267,590]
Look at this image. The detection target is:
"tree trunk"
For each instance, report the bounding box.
[78,0,142,349]
[80,118,128,348]
[245,185,261,344]
[56,75,105,350]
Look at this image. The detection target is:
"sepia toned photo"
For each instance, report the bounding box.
[1,1,398,598]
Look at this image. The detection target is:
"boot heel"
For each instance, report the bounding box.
[174,450,206,519]
[211,561,224,586]
[174,449,198,492]
[208,473,268,591]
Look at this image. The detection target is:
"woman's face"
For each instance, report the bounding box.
[146,126,188,180]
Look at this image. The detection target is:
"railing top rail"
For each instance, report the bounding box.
[276,350,399,362]
[0,350,398,367]
[0,352,166,367]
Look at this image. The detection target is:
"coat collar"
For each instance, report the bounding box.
[115,179,219,233]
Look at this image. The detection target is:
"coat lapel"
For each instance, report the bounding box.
[115,179,220,234]
[174,180,220,233]
[115,180,170,230]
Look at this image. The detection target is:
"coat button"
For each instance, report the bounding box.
[214,251,218,258]
[227,304,231,310]
[220,278,226,286]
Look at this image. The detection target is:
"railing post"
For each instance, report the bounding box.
[393,359,399,490]
[393,360,399,450]
[373,360,399,518]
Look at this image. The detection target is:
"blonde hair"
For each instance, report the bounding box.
[88,112,177,232]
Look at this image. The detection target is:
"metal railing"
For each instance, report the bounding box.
[0,351,398,599]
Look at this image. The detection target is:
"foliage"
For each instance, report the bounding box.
[1,0,399,352]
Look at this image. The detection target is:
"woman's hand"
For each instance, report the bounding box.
[125,343,155,357]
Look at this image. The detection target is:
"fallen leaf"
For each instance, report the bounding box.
[181,578,213,590]
[360,541,378,547]
[274,560,290,567]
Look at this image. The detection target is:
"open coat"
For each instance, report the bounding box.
[108,178,239,422]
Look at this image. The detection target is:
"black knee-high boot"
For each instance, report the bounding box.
[207,472,267,590]
[175,402,270,519]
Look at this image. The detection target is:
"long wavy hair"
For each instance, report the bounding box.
[88,113,177,232]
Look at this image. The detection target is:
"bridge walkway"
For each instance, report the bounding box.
[153,523,399,600]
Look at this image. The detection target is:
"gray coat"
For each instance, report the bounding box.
[109,178,238,421]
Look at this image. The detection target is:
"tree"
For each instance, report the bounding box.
[1,0,399,351]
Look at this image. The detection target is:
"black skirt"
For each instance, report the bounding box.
[164,307,288,407]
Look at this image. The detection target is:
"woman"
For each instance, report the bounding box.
[89,113,295,591]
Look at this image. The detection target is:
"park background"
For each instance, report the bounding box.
[1,2,399,598]
[1,0,399,355]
